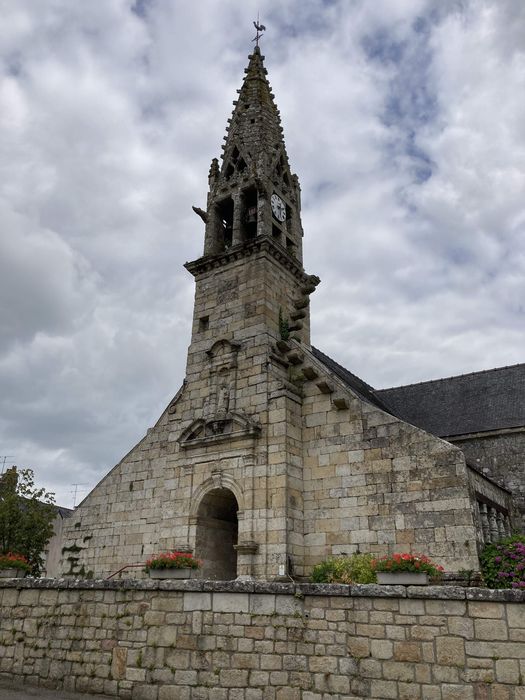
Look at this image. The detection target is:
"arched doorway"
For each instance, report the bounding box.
[195,488,238,580]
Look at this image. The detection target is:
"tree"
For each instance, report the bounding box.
[0,467,56,576]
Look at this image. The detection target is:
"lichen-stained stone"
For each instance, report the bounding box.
[111,646,127,680]
[436,636,466,666]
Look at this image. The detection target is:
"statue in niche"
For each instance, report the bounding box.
[217,383,231,415]
[209,420,226,436]
[200,339,238,430]
[202,394,213,419]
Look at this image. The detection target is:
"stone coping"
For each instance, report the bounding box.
[1,577,524,602]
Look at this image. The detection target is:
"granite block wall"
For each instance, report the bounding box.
[453,432,525,532]
[1,579,525,700]
[299,347,482,574]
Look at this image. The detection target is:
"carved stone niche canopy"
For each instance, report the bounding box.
[177,336,261,448]
[178,411,261,449]
[206,338,241,366]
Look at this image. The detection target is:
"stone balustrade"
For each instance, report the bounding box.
[477,500,512,544]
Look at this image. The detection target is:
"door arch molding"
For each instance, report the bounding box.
[190,474,244,518]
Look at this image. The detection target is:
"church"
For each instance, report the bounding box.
[60,44,524,581]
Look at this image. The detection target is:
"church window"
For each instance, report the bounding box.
[242,186,257,240]
[199,316,209,332]
[225,163,235,180]
[237,157,247,173]
[272,224,282,243]
[218,197,234,249]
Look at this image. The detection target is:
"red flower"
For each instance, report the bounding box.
[144,550,201,572]
[371,552,444,577]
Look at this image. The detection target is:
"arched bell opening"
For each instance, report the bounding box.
[195,488,238,580]
[217,197,234,249]
[242,186,258,241]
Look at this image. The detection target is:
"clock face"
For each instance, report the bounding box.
[271,193,286,222]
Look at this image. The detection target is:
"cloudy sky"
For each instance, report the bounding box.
[1,0,524,507]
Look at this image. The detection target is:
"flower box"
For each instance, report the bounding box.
[148,567,197,580]
[0,553,30,577]
[377,572,428,585]
[372,552,443,584]
[0,568,26,579]
[144,550,201,579]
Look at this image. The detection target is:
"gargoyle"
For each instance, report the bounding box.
[192,206,208,223]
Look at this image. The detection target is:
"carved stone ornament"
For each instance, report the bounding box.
[178,411,261,449]
[177,337,260,447]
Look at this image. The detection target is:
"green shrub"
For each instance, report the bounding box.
[480,535,525,589]
[310,554,377,584]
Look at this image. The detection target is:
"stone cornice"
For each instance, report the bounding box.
[178,411,262,450]
[184,236,310,282]
[2,578,525,602]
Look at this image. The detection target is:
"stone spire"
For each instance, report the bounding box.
[200,46,303,262]
[221,46,286,174]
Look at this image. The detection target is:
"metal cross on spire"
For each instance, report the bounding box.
[252,14,266,46]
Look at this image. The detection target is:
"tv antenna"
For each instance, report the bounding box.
[0,456,15,475]
[71,483,88,508]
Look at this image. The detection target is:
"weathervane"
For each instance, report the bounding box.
[252,14,266,46]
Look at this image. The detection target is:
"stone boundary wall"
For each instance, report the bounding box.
[1,579,525,700]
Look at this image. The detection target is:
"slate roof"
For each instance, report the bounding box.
[377,363,525,437]
[311,347,392,413]
[312,347,525,437]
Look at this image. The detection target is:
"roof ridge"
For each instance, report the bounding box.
[310,346,395,415]
[311,345,377,394]
[378,361,525,392]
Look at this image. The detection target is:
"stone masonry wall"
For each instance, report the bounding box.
[1,579,525,700]
[58,243,507,579]
[60,245,314,580]
[452,432,525,532]
[299,347,481,574]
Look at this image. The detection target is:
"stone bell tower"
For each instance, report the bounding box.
[58,43,323,583]
[202,46,304,262]
[179,45,320,579]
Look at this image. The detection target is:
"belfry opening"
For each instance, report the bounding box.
[195,488,238,580]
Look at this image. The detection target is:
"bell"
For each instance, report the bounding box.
[246,206,257,223]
